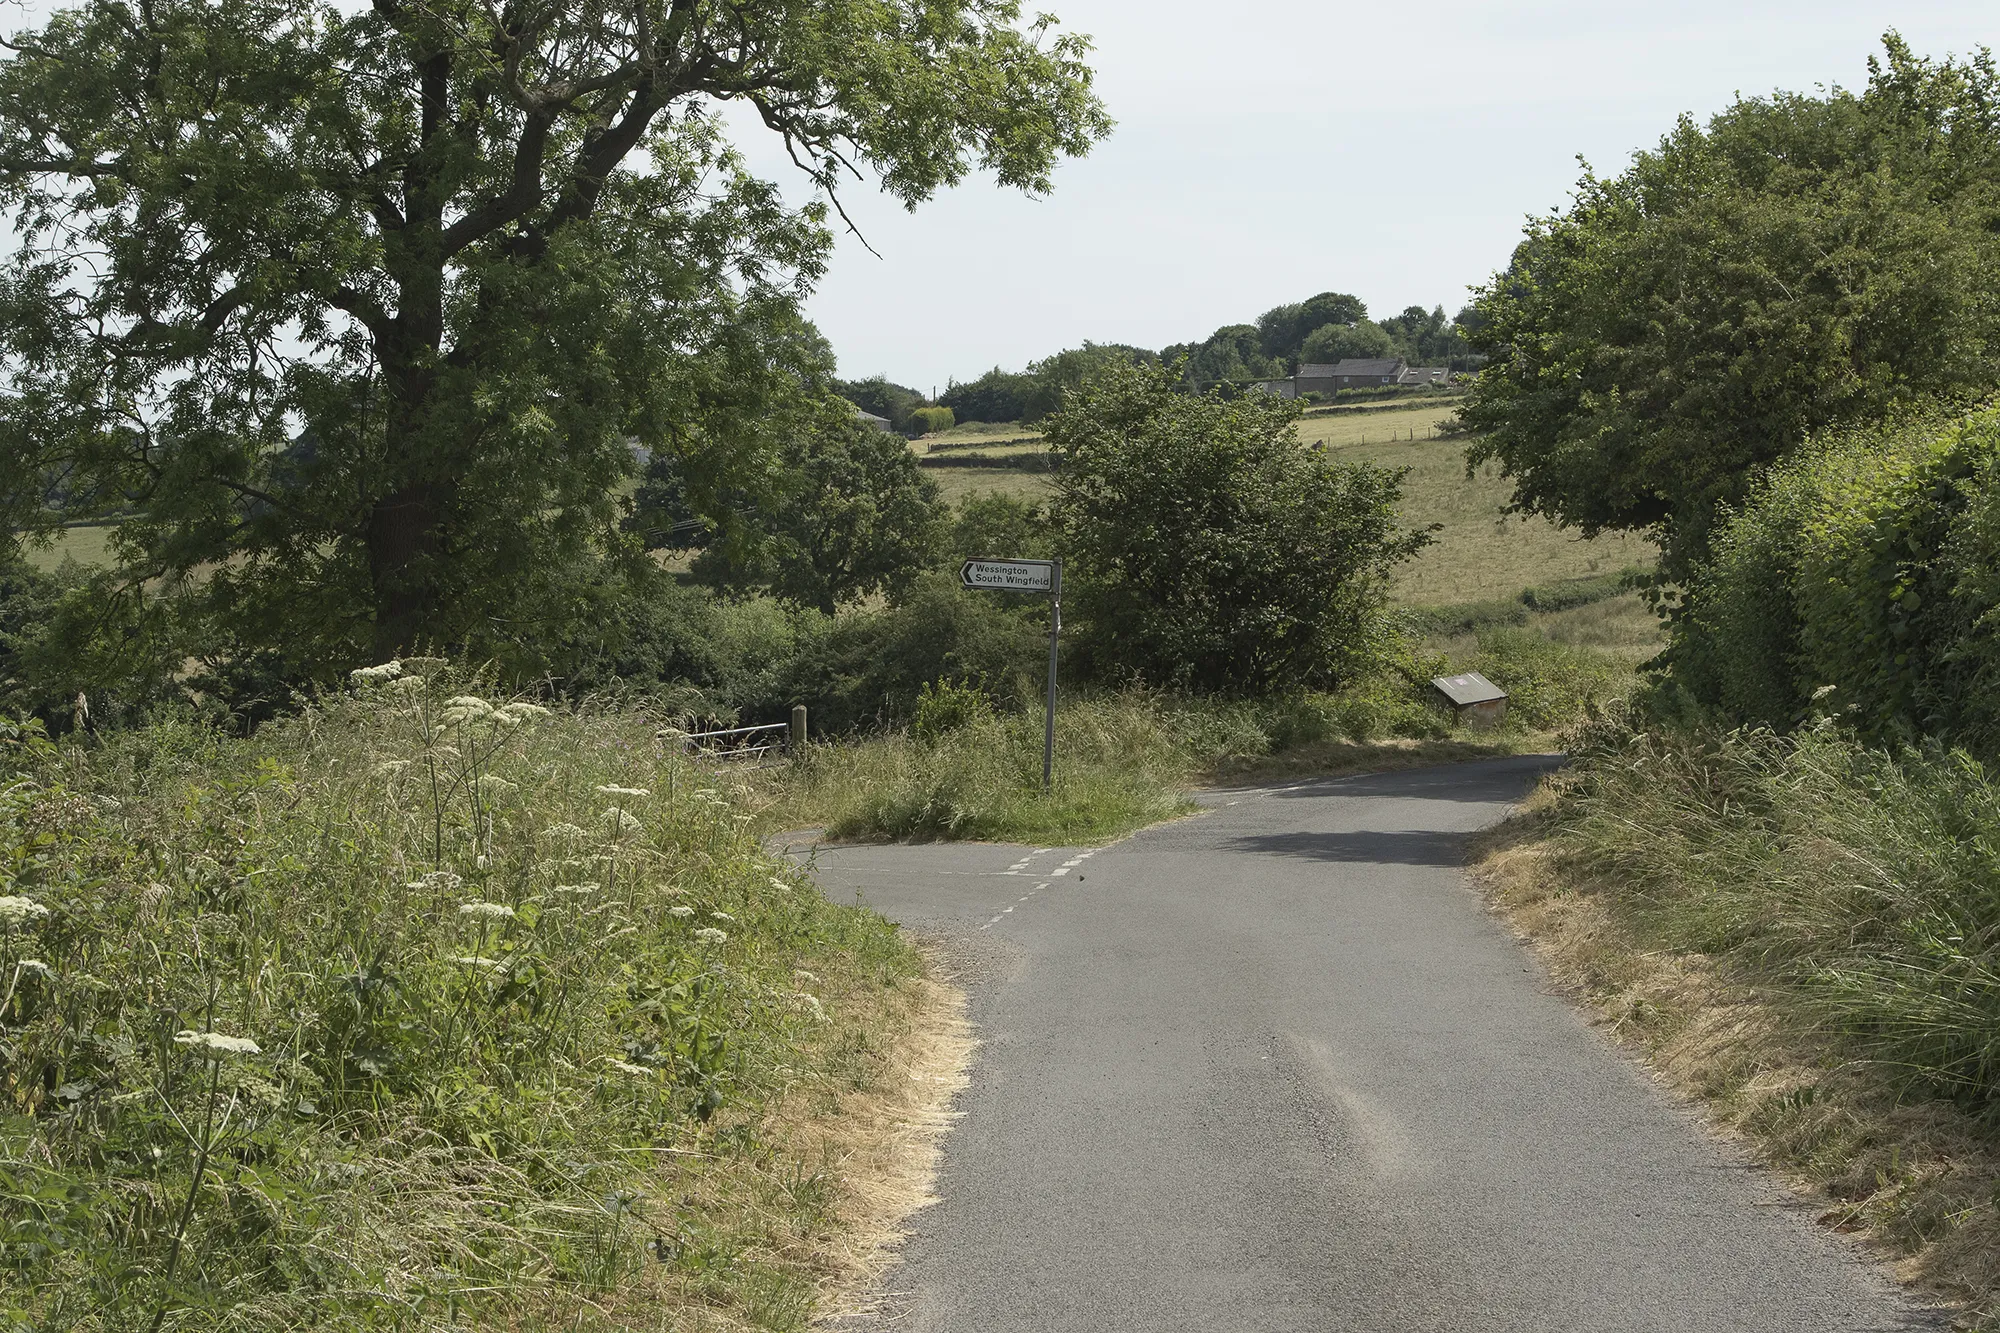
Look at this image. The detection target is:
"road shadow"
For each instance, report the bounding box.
[1221,828,1468,867]
[1268,753,1566,805]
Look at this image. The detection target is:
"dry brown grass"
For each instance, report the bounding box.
[803,966,973,1324]
[1200,735,1546,787]
[1473,797,2000,1329]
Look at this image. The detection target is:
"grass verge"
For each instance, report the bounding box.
[1474,722,2000,1327]
[0,664,966,1331]
[751,684,1568,847]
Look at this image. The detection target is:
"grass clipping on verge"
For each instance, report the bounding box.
[0,662,971,1332]
[1473,734,2000,1328]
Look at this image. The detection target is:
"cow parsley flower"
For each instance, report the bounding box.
[500,702,551,722]
[595,784,650,799]
[609,1060,654,1077]
[17,959,50,978]
[350,660,402,685]
[541,823,589,842]
[693,927,727,944]
[769,877,793,894]
[449,955,505,970]
[601,808,642,835]
[457,901,515,921]
[174,1030,261,1058]
[476,774,517,797]
[707,910,735,923]
[668,906,694,918]
[0,896,49,929]
[553,883,599,895]
[406,870,463,892]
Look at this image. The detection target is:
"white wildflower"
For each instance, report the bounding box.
[457,901,516,921]
[388,675,425,693]
[601,808,642,835]
[0,896,49,929]
[707,910,735,923]
[553,883,599,896]
[439,696,495,725]
[793,992,828,1023]
[350,660,402,685]
[406,870,462,892]
[667,906,694,918]
[17,959,50,978]
[173,1030,261,1058]
[609,1060,655,1077]
[693,927,727,944]
[541,823,589,842]
[401,656,449,672]
[476,774,517,797]
[793,969,820,985]
[500,702,551,721]
[449,955,505,970]
[595,784,650,799]
[769,877,793,894]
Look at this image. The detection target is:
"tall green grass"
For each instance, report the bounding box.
[0,663,918,1330]
[1554,720,2000,1113]
[761,678,1532,845]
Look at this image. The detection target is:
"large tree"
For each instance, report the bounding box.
[0,0,1110,673]
[1459,35,2000,580]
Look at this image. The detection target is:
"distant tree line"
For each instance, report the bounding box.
[847,292,1482,430]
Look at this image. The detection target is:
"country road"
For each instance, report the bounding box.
[789,756,1944,1333]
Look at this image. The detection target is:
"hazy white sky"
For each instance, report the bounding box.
[731,1,1998,392]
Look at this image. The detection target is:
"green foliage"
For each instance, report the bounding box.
[1044,362,1430,694]
[1299,319,1395,365]
[1666,404,2000,753]
[687,405,947,613]
[1254,292,1369,367]
[838,377,929,434]
[1465,628,1627,729]
[1461,36,2000,579]
[1554,722,2000,1117]
[939,368,1035,424]
[0,666,918,1328]
[1162,324,1282,389]
[911,679,996,743]
[908,406,956,435]
[0,0,1111,673]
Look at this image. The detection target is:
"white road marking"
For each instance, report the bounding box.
[979,882,1051,931]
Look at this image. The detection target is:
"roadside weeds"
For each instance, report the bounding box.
[1472,792,2000,1331]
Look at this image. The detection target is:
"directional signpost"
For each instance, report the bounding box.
[960,559,1062,791]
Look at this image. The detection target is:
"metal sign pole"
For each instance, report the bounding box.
[1043,561,1061,793]
[956,557,1061,796]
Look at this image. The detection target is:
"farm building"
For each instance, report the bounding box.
[1250,359,1452,398]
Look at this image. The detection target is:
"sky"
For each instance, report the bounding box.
[721,1,1999,394]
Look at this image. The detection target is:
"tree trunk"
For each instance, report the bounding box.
[367,483,444,659]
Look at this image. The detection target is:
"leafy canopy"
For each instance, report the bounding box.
[0,0,1112,685]
[1044,362,1429,694]
[1459,34,2000,578]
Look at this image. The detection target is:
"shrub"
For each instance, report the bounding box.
[911,678,996,742]
[1667,404,2000,753]
[1044,361,1430,693]
[1468,628,1628,729]
[908,405,955,435]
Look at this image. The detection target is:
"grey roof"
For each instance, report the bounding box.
[852,406,893,429]
[1297,359,1406,378]
[1431,671,1508,706]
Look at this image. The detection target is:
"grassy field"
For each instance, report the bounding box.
[21,524,116,571]
[920,406,1658,609]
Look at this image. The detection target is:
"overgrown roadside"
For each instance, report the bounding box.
[0,664,974,1332]
[1472,728,2000,1329]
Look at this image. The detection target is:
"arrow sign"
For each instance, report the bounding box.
[961,558,1058,593]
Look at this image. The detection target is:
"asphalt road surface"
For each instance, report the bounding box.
[792,756,1944,1332]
